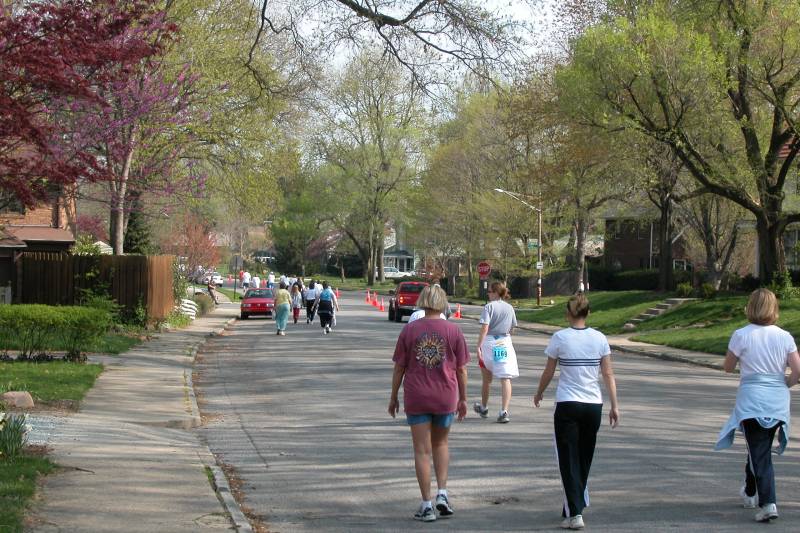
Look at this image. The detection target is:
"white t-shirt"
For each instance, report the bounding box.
[408,309,446,322]
[544,327,611,404]
[728,324,797,377]
[305,286,319,301]
[268,273,276,284]
[242,272,251,284]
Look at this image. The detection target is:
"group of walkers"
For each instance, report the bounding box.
[272,278,340,336]
[389,283,799,529]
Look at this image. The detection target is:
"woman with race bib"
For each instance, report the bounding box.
[473,281,518,423]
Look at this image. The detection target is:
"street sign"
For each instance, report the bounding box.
[477,261,491,279]
[536,261,544,270]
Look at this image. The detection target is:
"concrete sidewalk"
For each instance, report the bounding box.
[458,304,726,370]
[28,305,249,533]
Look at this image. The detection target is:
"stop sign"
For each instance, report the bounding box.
[477,261,491,279]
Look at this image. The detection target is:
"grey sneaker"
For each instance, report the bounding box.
[740,486,757,509]
[473,402,489,418]
[414,505,436,522]
[754,503,778,522]
[497,411,510,423]
[560,515,585,530]
[435,494,453,518]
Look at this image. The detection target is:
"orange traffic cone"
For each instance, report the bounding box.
[379,298,385,311]
[366,289,371,303]
[372,294,379,307]
[454,304,462,319]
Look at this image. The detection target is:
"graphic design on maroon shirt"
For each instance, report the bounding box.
[415,332,446,370]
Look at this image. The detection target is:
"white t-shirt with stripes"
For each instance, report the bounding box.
[544,327,611,404]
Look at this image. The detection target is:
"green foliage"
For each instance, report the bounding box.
[700,283,717,300]
[123,206,156,254]
[769,271,798,300]
[192,293,215,316]
[82,293,121,325]
[515,290,666,334]
[70,234,102,255]
[164,310,191,329]
[0,361,103,402]
[676,282,693,298]
[0,413,27,461]
[0,305,111,360]
[0,454,55,531]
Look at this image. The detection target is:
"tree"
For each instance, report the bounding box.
[248,0,528,87]
[160,214,219,274]
[316,51,423,285]
[558,1,800,281]
[0,0,165,209]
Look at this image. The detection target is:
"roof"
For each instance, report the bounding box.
[384,247,414,257]
[0,227,27,248]
[5,226,75,243]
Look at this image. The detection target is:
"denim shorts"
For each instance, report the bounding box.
[406,412,456,428]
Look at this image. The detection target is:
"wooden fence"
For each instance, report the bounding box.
[16,253,175,319]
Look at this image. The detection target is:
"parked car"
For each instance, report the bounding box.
[377,267,413,279]
[388,281,429,322]
[240,288,275,319]
[201,272,224,286]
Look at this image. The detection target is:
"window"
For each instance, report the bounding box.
[637,222,649,240]
[0,196,25,215]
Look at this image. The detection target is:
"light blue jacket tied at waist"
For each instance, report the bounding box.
[715,373,790,454]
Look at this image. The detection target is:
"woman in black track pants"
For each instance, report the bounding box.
[534,294,620,531]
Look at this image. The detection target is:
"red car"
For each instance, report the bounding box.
[388,281,429,322]
[240,288,275,319]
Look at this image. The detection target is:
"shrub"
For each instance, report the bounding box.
[676,282,693,298]
[82,292,121,324]
[163,310,191,329]
[192,293,214,316]
[0,412,29,461]
[700,283,717,300]
[0,305,111,360]
[739,274,761,292]
[768,271,798,300]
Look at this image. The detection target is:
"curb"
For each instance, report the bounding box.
[463,313,725,371]
[609,344,724,371]
[188,317,253,533]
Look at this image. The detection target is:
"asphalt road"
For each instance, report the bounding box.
[195,292,800,532]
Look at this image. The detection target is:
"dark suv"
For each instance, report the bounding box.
[388,281,429,322]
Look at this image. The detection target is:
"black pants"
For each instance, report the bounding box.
[305,300,316,322]
[742,418,781,506]
[554,401,602,517]
[318,300,333,328]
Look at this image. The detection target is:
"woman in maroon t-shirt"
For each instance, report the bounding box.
[388,285,470,522]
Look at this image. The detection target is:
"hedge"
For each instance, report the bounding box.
[588,268,690,291]
[0,305,112,360]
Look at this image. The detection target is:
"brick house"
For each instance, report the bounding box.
[0,191,75,286]
[603,214,691,271]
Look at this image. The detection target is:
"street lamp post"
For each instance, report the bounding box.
[493,188,543,307]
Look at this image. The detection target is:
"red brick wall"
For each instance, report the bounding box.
[0,197,70,229]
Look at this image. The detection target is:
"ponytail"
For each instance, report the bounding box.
[490,281,510,300]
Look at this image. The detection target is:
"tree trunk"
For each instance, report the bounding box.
[573,215,588,292]
[565,223,577,266]
[377,235,385,282]
[756,216,784,283]
[657,199,673,292]
[111,143,134,255]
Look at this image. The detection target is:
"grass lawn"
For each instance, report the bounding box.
[516,291,668,334]
[0,332,140,356]
[335,278,397,293]
[631,295,800,354]
[0,455,56,533]
[0,361,103,403]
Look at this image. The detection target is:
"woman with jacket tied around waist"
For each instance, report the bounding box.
[474,281,519,423]
[715,288,800,523]
[534,294,619,531]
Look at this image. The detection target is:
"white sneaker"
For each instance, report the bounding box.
[325,326,331,334]
[754,503,778,522]
[740,486,757,508]
[560,515,584,530]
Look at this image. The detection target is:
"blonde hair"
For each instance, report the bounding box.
[566,294,590,319]
[746,288,779,326]
[489,281,510,300]
[416,285,449,313]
